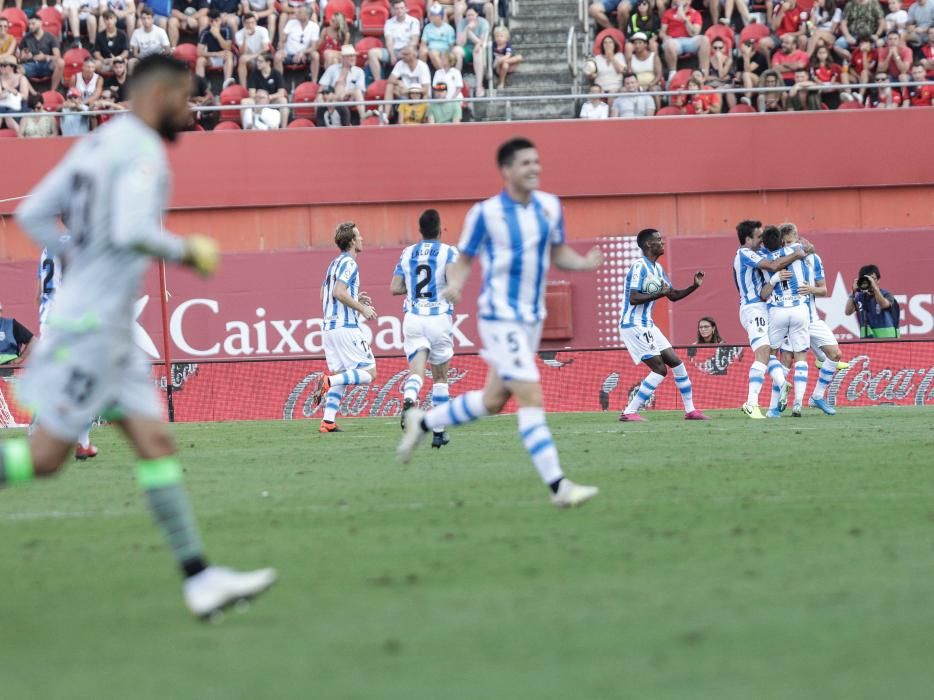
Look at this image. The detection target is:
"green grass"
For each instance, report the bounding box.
[2,408,933,699]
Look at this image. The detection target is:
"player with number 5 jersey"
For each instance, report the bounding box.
[618,229,709,422]
[391,209,459,449]
[397,137,604,508]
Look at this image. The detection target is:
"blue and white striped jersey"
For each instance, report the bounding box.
[804,252,825,321]
[766,245,809,308]
[732,247,767,306]
[38,248,62,320]
[393,240,459,316]
[458,190,566,324]
[619,256,670,329]
[321,252,360,330]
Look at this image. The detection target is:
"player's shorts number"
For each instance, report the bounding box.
[506,331,521,353]
[642,330,656,347]
[64,368,96,406]
[359,339,371,356]
[754,316,766,329]
[415,264,433,299]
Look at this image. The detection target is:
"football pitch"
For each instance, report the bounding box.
[1,407,932,699]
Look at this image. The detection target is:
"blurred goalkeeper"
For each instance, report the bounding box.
[3,55,276,621]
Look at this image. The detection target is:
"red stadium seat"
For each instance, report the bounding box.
[365,78,387,105]
[0,8,27,40]
[593,28,626,55]
[288,117,316,128]
[42,90,65,111]
[354,37,383,68]
[173,43,199,71]
[214,120,241,130]
[0,128,17,137]
[837,100,864,109]
[360,1,390,37]
[362,114,382,126]
[63,47,91,82]
[667,68,692,91]
[324,0,356,23]
[219,84,248,122]
[729,103,756,113]
[292,81,319,119]
[405,0,425,22]
[739,23,771,50]
[705,24,734,52]
[656,106,684,116]
[37,6,63,40]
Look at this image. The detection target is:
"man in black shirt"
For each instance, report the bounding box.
[0,302,35,366]
[94,11,130,73]
[166,0,209,48]
[18,17,64,91]
[196,11,234,84]
[100,56,129,107]
[247,53,287,121]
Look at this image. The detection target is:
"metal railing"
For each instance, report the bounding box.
[567,26,578,81]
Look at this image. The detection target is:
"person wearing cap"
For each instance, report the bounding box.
[385,44,431,118]
[427,80,462,122]
[420,4,456,70]
[398,83,429,124]
[626,31,663,92]
[236,13,273,87]
[318,44,367,122]
[315,86,351,127]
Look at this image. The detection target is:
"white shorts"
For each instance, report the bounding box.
[403,313,454,365]
[477,319,542,383]
[739,302,770,351]
[16,332,161,442]
[619,325,672,365]
[768,305,810,352]
[781,318,836,355]
[322,326,375,374]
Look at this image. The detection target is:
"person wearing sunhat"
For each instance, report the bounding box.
[427,80,462,123]
[319,44,367,122]
[398,83,429,124]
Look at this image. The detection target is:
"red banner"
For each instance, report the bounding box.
[4,340,929,428]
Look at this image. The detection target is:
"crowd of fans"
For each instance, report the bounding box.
[581,0,934,116]
[0,0,517,134]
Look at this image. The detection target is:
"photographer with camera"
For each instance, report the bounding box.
[844,264,900,338]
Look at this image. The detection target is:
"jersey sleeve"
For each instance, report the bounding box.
[551,204,566,245]
[336,257,357,285]
[458,204,487,258]
[393,252,404,277]
[739,248,763,268]
[812,254,825,282]
[629,262,647,292]
[446,246,459,264]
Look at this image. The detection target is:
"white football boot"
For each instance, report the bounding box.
[550,479,599,508]
[397,408,428,464]
[183,566,278,621]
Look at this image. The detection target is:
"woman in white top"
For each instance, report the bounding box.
[807,0,842,55]
[591,35,626,93]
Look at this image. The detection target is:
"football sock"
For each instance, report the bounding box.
[793,361,809,407]
[423,390,487,431]
[767,356,787,389]
[517,407,564,486]
[137,457,207,578]
[322,385,345,423]
[672,363,696,413]
[0,439,35,486]
[812,363,836,400]
[78,425,91,450]
[329,369,373,387]
[430,382,450,433]
[747,361,767,404]
[402,374,423,404]
[769,380,782,411]
[624,371,665,414]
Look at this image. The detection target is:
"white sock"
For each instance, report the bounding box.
[811,363,836,400]
[322,386,345,422]
[672,363,696,413]
[767,356,787,389]
[769,381,782,410]
[424,390,488,431]
[430,382,450,433]
[793,361,808,407]
[329,369,373,387]
[402,374,423,403]
[517,407,563,486]
[747,361,767,404]
[625,371,665,414]
[78,425,91,449]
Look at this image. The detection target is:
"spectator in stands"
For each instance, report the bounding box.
[96,55,129,110]
[590,0,631,31]
[757,68,787,110]
[0,18,17,59]
[695,317,722,344]
[738,34,769,105]
[877,29,911,81]
[211,0,242,36]
[903,62,934,105]
[579,84,610,119]
[660,0,709,79]
[188,71,215,128]
[94,11,129,74]
[62,0,100,49]
[787,67,822,109]
[130,8,171,70]
[846,34,878,97]
[923,27,934,76]
[905,0,934,48]
[19,92,59,138]
[806,0,843,56]
[73,57,103,110]
[845,264,899,337]
[865,69,903,105]
[588,34,625,93]
[107,0,137,39]
[0,55,27,136]
[164,0,209,48]
[278,0,316,42]
[196,11,235,87]
[715,0,752,29]
[684,74,722,113]
[454,0,496,27]
[455,6,490,96]
[274,3,319,81]
[241,88,282,129]
[611,72,655,116]
[398,84,429,124]
[885,0,909,35]
[236,13,273,87]
[247,52,288,123]
[427,79,463,122]
[319,44,367,122]
[241,0,278,46]
[0,302,35,366]
[421,4,456,70]
[770,0,809,50]
[707,35,735,107]
[318,11,350,69]
[811,44,843,108]
[19,17,65,92]
[627,31,663,97]
[772,32,810,84]
[368,0,420,81]
[315,86,351,126]
[432,50,464,99]
[385,44,431,115]
[61,87,91,136]
[491,26,521,91]
[625,4,661,61]
[836,0,885,61]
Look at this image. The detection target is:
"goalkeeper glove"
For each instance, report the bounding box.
[184,235,220,277]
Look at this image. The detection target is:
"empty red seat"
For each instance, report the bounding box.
[365,78,387,104]
[0,128,17,137]
[37,6,63,40]
[359,1,390,37]
[42,90,65,111]
[656,106,684,116]
[0,8,27,40]
[63,47,91,82]
[354,37,383,68]
[324,0,356,23]
[292,81,319,119]
[837,100,864,109]
[174,43,199,71]
[288,118,316,128]
[739,23,770,50]
[405,0,424,21]
[729,103,756,113]
[214,120,241,130]
[219,84,249,122]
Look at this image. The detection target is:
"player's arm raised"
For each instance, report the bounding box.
[666,271,705,301]
[551,243,603,271]
[332,280,376,320]
[757,247,807,273]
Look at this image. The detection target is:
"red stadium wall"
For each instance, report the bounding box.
[1,110,934,262]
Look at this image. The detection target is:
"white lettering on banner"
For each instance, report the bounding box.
[224,321,253,355]
[451,314,474,347]
[303,319,325,353]
[170,298,221,356]
[254,308,269,354]
[814,274,932,339]
[375,316,403,350]
[134,295,161,359]
[270,320,304,353]
[907,294,933,335]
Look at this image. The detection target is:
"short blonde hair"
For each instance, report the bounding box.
[493,26,510,40]
[779,222,798,239]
